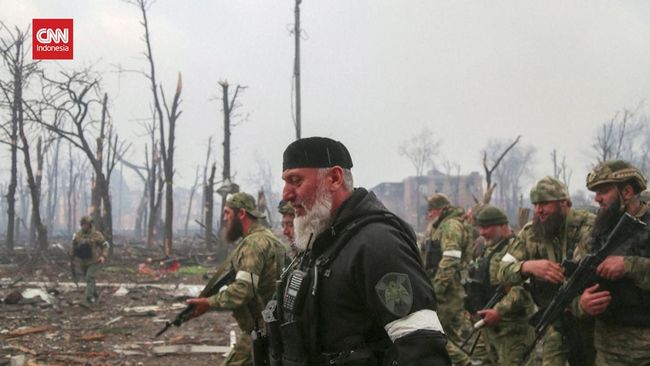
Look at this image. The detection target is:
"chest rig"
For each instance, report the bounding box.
[597,213,650,326]
[264,212,416,366]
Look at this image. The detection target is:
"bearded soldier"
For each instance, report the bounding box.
[498,176,595,366]
[269,137,450,365]
[187,192,285,366]
[575,160,650,365]
[70,215,110,307]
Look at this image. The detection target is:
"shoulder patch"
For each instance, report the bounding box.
[375,272,413,317]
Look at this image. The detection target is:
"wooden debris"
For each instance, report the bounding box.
[152,344,231,355]
[80,333,106,341]
[7,344,38,355]
[105,316,123,325]
[7,325,56,338]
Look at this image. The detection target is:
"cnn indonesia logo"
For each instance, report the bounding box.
[32,19,73,60]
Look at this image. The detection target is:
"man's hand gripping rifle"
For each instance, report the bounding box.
[522,212,646,361]
[155,265,236,337]
[460,285,508,355]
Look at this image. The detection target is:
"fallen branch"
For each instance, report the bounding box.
[7,325,56,338]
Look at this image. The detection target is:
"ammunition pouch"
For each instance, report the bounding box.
[597,220,650,327]
[73,243,93,259]
[252,329,270,366]
[464,255,495,313]
[527,260,578,308]
[599,279,650,326]
[262,299,284,366]
[424,239,442,278]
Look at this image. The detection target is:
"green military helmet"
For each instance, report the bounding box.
[80,215,93,226]
[277,200,295,215]
[530,176,569,204]
[476,205,508,227]
[226,192,266,219]
[427,193,451,209]
[586,160,647,193]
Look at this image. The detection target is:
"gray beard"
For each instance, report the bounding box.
[294,187,333,251]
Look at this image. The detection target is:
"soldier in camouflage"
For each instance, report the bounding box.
[497,176,595,366]
[188,192,286,366]
[467,205,535,365]
[574,160,650,365]
[428,193,474,366]
[70,215,110,307]
[277,200,298,259]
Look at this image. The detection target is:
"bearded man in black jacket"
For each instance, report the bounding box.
[268,136,450,366]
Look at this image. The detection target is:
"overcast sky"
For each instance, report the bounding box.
[3,0,650,199]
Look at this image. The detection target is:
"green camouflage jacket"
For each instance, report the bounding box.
[486,236,536,330]
[431,207,468,305]
[573,203,650,360]
[497,209,594,306]
[71,228,109,266]
[208,222,285,332]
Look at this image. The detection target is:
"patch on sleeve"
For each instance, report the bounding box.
[375,272,413,317]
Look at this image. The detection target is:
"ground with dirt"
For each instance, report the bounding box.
[1,240,240,366]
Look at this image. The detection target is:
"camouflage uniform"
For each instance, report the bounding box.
[470,205,536,365]
[497,177,595,366]
[70,215,110,304]
[431,204,472,366]
[573,161,650,366]
[208,193,286,366]
[277,200,298,259]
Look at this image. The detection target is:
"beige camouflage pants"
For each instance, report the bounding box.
[438,303,471,366]
[482,325,534,366]
[222,332,252,366]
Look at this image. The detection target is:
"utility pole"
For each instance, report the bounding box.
[293,0,302,139]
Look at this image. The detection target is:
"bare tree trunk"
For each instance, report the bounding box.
[217,82,243,228]
[293,0,302,139]
[67,146,77,236]
[4,43,20,252]
[18,113,47,251]
[146,144,160,248]
[46,138,61,233]
[184,166,200,236]
[28,137,45,244]
[204,163,216,250]
[200,137,213,238]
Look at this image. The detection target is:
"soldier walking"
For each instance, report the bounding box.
[70,215,110,307]
[575,160,650,365]
[187,192,286,366]
[466,205,536,365]
[498,176,595,366]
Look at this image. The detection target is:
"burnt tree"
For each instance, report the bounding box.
[0,23,39,251]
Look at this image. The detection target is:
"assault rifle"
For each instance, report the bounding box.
[155,265,236,337]
[460,284,508,355]
[522,212,646,361]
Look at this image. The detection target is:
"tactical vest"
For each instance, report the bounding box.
[424,238,442,278]
[527,215,587,308]
[273,212,415,366]
[598,213,650,326]
[464,237,509,314]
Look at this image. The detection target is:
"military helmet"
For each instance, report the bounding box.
[530,176,569,204]
[80,215,93,225]
[586,160,647,193]
[277,200,295,215]
[476,205,508,227]
[427,193,451,209]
